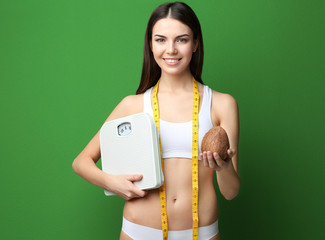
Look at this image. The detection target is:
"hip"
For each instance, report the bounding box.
[121,216,219,240]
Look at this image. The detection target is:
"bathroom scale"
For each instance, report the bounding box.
[99,112,164,196]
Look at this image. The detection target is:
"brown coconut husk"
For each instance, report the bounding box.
[201,126,230,160]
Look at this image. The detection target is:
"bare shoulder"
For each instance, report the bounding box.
[211,90,238,109]
[211,89,239,126]
[72,94,144,163]
[104,94,144,122]
[119,94,144,112]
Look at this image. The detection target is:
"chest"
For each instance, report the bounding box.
[153,92,203,123]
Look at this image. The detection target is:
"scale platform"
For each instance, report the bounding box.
[99,113,164,196]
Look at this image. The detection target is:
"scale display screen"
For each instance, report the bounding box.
[117,122,132,136]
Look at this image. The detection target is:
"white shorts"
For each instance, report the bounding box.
[122,216,219,240]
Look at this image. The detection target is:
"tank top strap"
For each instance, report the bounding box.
[200,85,213,118]
[143,87,154,116]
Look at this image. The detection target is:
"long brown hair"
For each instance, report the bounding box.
[136,2,204,94]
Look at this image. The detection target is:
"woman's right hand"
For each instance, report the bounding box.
[106,174,147,200]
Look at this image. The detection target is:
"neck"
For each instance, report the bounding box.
[158,69,194,92]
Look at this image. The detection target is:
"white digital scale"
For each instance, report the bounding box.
[99,113,164,196]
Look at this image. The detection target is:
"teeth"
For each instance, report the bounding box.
[164,59,180,63]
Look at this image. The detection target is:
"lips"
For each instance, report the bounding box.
[163,58,182,62]
[163,58,182,65]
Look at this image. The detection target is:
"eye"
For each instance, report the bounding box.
[177,38,189,43]
[155,38,165,43]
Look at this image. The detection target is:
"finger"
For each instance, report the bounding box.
[227,149,236,158]
[207,151,217,169]
[202,152,208,167]
[212,151,221,160]
[126,174,143,182]
[123,183,146,200]
[213,152,223,167]
[132,185,147,198]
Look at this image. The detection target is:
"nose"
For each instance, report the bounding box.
[167,41,177,55]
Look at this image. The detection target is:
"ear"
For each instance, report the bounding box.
[193,39,198,53]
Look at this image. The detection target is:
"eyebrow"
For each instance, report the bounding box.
[153,34,190,38]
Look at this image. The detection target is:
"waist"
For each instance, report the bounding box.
[123,158,218,230]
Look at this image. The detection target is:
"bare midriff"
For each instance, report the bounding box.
[123,158,218,230]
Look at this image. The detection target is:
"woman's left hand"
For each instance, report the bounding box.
[200,149,236,171]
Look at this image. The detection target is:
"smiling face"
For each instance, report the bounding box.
[151,18,198,77]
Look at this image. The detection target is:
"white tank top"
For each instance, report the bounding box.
[143,85,214,160]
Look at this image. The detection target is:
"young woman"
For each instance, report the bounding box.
[72,2,240,240]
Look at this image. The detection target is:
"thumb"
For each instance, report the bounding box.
[227,149,236,158]
[126,174,143,182]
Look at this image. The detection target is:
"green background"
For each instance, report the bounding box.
[1,0,324,239]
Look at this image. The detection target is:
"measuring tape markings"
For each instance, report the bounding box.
[192,79,199,239]
[153,83,168,240]
[153,77,199,240]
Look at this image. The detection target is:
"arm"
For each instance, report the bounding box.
[201,92,241,200]
[72,95,147,200]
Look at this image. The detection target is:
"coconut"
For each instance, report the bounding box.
[201,126,230,160]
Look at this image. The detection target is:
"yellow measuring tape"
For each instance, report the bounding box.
[153,77,199,240]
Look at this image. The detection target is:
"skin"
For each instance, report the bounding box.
[72,18,240,240]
